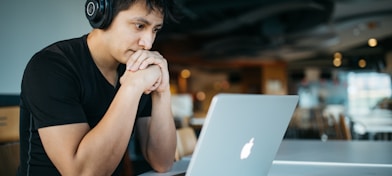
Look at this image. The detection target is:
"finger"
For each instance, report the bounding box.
[149,84,158,91]
[127,50,144,71]
[128,51,163,71]
[139,52,164,69]
[139,57,160,70]
[154,78,162,90]
[157,60,169,91]
[149,78,161,91]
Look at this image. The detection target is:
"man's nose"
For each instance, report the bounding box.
[139,32,155,50]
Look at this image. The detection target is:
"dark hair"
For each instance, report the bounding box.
[112,0,179,23]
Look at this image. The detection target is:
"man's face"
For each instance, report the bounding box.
[104,1,164,64]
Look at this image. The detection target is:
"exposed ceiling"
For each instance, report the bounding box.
[155,0,392,71]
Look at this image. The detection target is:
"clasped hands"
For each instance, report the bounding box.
[120,50,169,94]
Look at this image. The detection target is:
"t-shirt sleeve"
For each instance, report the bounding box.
[22,51,86,129]
[136,94,152,118]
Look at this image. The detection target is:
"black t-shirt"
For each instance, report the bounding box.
[18,34,152,176]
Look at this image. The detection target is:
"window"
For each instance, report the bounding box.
[347,72,391,116]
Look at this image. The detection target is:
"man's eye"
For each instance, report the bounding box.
[135,23,144,29]
[154,28,162,33]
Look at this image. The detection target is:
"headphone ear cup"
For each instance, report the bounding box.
[85,0,112,29]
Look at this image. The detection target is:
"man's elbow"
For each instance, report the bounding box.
[151,160,174,173]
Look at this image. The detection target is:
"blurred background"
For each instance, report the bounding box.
[158,0,392,141]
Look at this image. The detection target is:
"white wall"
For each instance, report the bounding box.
[0,0,92,94]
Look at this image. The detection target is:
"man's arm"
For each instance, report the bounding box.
[136,90,176,173]
[128,50,177,173]
[39,66,162,175]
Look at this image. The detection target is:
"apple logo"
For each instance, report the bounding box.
[240,137,254,160]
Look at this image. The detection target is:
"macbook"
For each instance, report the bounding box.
[139,93,299,176]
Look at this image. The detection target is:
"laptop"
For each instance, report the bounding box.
[139,93,299,176]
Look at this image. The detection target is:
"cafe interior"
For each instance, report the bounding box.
[1,0,392,175]
[157,0,392,174]
[157,0,392,141]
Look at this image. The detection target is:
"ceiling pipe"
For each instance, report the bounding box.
[191,1,332,35]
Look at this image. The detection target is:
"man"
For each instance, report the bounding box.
[18,0,178,175]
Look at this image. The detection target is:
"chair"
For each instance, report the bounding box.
[318,112,352,141]
[316,109,344,140]
[338,114,352,140]
[175,127,197,161]
[328,113,344,140]
[0,106,20,176]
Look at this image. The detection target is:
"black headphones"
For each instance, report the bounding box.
[85,0,113,29]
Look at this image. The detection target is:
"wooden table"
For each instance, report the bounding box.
[351,113,392,140]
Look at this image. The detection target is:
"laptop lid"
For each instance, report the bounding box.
[186,93,299,176]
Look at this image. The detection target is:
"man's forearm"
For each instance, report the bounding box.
[147,90,177,172]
